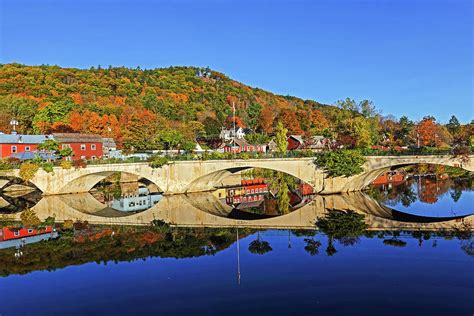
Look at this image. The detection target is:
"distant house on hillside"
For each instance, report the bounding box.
[102,138,117,158]
[219,127,251,141]
[267,139,277,153]
[223,138,266,153]
[53,133,104,160]
[287,135,331,152]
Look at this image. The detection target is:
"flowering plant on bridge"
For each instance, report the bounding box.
[314,150,366,177]
[19,162,40,182]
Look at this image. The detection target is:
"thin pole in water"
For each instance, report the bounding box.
[237,227,241,285]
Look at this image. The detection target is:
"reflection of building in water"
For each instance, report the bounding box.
[108,187,163,212]
[0,226,58,249]
[225,179,269,205]
[372,170,407,187]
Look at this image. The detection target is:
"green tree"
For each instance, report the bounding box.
[352,116,373,148]
[38,139,60,152]
[446,115,461,136]
[275,121,288,155]
[32,100,74,132]
[247,103,262,130]
[314,150,366,177]
[245,132,270,145]
[159,129,184,151]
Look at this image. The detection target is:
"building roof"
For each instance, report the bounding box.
[226,138,252,147]
[288,135,304,144]
[102,137,117,148]
[0,133,53,144]
[53,133,103,143]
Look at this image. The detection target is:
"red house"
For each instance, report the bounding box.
[223,138,265,153]
[53,133,104,160]
[0,134,53,159]
[0,226,54,241]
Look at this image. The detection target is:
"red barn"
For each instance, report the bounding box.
[0,134,53,159]
[287,135,304,150]
[53,133,104,160]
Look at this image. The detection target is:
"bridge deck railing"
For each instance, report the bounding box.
[0,148,470,171]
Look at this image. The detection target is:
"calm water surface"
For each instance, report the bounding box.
[0,175,473,315]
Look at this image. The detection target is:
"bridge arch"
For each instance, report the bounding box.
[345,156,473,192]
[183,164,313,193]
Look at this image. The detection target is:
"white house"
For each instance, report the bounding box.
[219,127,246,141]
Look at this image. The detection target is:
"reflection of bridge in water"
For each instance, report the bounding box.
[13,192,473,231]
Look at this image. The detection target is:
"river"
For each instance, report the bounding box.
[0,174,472,315]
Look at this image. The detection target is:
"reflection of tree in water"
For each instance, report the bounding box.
[0,225,249,277]
[461,240,474,256]
[276,172,290,215]
[370,175,473,208]
[241,168,300,215]
[368,180,417,207]
[316,210,368,256]
[248,232,272,255]
[304,238,322,256]
[383,231,407,247]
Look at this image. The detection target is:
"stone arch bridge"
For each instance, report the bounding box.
[1,155,472,195]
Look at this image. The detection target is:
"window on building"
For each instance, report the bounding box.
[14,231,20,236]
[81,156,86,160]
[11,146,17,153]
[80,144,86,150]
[91,144,96,150]
[62,144,71,149]
[91,156,96,160]
[28,229,33,234]
[260,188,263,193]
[25,146,31,152]
[251,189,254,194]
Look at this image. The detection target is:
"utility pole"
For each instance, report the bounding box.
[232,101,236,160]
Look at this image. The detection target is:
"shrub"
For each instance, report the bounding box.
[62,220,74,230]
[239,152,250,160]
[41,162,54,173]
[73,159,87,169]
[149,156,169,168]
[20,209,41,228]
[0,159,15,170]
[60,160,73,169]
[314,150,366,177]
[19,162,40,181]
[43,216,56,227]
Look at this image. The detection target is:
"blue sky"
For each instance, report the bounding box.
[1,0,472,122]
